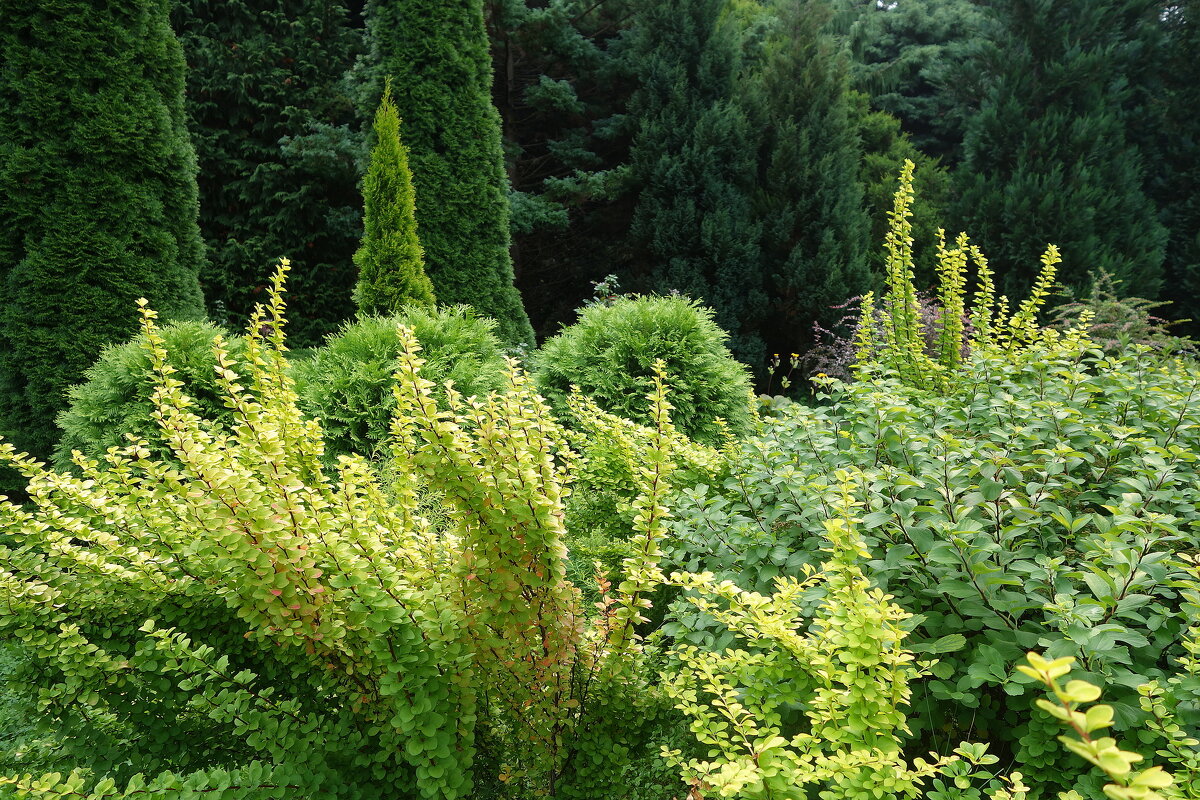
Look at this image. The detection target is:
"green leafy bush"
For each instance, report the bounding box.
[53,321,247,469]
[1020,650,1194,800]
[534,295,753,445]
[662,476,998,800]
[666,334,1200,797]
[292,306,508,460]
[0,268,683,799]
[0,264,1006,800]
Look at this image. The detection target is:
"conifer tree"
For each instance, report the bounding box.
[1148,1,1200,326]
[354,85,435,315]
[741,0,872,360]
[0,0,205,469]
[488,0,638,339]
[843,0,985,166]
[849,91,950,288]
[954,0,1166,300]
[361,0,535,346]
[173,0,363,347]
[627,0,767,368]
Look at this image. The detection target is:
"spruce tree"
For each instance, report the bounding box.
[488,0,638,339]
[354,85,436,314]
[172,0,363,347]
[843,0,986,166]
[954,0,1166,300]
[627,0,767,368]
[0,0,205,467]
[741,0,872,360]
[361,0,534,346]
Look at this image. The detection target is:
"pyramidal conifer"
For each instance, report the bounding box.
[362,0,534,345]
[354,84,436,315]
[0,0,205,476]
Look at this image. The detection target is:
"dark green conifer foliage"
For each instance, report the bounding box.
[627,0,767,368]
[1147,1,1200,327]
[954,0,1166,300]
[172,0,363,348]
[742,0,872,359]
[361,0,535,346]
[0,0,205,469]
[850,91,950,288]
[488,0,638,340]
[843,0,985,166]
[354,86,435,315]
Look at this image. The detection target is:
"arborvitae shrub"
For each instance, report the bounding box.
[293,306,507,460]
[361,0,535,346]
[534,295,752,444]
[54,322,247,470]
[354,84,435,315]
[0,0,206,476]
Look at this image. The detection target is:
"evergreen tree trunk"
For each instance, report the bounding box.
[953,0,1166,300]
[361,0,535,346]
[0,0,205,467]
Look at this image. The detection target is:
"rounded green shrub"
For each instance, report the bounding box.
[534,295,753,444]
[293,305,508,460]
[54,321,246,469]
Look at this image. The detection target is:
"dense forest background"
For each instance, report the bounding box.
[3,0,1199,467]
[172,0,1200,356]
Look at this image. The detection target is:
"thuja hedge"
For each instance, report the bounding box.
[53,321,248,470]
[5,261,1184,799]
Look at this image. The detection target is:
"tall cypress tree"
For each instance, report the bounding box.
[742,0,872,360]
[354,85,436,314]
[173,0,363,347]
[0,0,205,466]
[1147,1,1200,326]
[361,0,535,346]
[627,0,767,368]
[954,0,1166,300]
